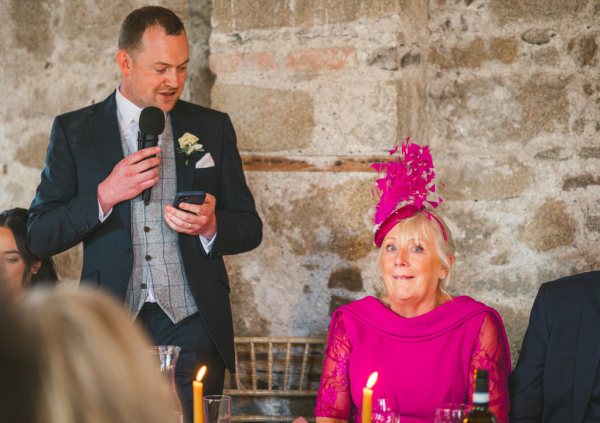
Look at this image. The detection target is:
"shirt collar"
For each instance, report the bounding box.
[115,86,142,124]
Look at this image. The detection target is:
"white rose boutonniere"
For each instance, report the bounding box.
[177,132,204,165]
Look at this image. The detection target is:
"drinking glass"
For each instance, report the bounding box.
[434,403,468,423]
[372,397,401,423]
[203,394,232,423]
[150,345,183,423]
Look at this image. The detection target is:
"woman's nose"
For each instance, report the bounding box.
[394,249,408,266]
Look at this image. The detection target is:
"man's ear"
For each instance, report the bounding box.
[116,50,131,76]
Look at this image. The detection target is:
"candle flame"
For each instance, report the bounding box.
[196,365,207,382]
[366,371,378,389]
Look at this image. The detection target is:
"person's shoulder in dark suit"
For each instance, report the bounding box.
[541,270,600,306]
[510,270,600,423]
[59,101,98,119]
[51,92,116,133]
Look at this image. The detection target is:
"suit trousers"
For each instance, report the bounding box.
[137,302,226,423]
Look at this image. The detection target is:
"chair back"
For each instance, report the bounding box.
[224,336,326,422]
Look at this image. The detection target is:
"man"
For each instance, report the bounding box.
[510,271,600,422]
[28,6,262,421]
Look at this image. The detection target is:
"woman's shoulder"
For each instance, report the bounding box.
[331,296,392,330]
[450,296,508,337]
[449,295,498,313]
[334,296,387,318]
[440,295,507,329]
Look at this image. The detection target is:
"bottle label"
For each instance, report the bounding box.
[473,392,489,404]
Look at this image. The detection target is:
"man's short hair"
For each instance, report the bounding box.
[118,6,185,52]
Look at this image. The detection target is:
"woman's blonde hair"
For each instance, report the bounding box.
[19,285,178,423]
[373,208,455,298]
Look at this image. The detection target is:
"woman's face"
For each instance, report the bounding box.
[379,223,447,311]
[0,227,27,299]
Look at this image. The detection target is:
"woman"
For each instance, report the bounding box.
[2,285,179,423]
[314,140,510,423]
[0,207,58,299]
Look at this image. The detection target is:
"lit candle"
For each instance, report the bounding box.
[193,366,207,423]
[362,372,378,423]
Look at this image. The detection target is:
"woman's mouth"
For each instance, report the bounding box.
[394,275,414,280]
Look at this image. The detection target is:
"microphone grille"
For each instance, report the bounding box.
[139,106,165,135]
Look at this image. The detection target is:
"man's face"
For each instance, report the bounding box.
[118,25,189,113]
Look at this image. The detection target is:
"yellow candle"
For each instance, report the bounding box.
[193,366,207,423]
[362,372,378,423]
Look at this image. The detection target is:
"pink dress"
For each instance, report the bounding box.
[314,296,510,423]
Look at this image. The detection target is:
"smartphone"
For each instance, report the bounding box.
[172,191,206,209]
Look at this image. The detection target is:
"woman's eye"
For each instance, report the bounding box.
[385,244,397,252]
[412,245,424,253]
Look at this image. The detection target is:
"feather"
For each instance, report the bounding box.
[371,137,442,227]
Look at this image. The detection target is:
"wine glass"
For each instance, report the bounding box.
[434,403,468,423]
[372,397,401,423]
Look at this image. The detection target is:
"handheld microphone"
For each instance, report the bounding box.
[137,106,165,205]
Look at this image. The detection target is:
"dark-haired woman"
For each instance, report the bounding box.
[0,208,58,300]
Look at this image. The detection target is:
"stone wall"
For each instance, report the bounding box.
[1,0,599,366]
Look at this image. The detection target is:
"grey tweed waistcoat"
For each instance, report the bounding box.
[122,115,198,323]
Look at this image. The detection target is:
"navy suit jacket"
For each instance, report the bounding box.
[510,271,600,422]
[28,92,262,370]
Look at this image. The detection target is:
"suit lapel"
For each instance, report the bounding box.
[88,92,132,244]
[572,289,600,422]
[89,93,123,177]
[170,101,196,192]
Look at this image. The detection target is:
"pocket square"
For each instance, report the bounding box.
[195,153,215,169]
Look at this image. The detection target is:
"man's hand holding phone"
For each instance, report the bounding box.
[172,191,206,209]
[164,191,217,238]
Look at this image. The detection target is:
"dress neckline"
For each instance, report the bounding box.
[336,295,492,340]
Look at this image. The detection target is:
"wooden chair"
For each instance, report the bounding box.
[223,336,326,423]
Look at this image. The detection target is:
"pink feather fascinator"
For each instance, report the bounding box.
[371,137,444,247]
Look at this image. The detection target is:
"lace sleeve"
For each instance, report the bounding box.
[314,312,352,420]
[468,313,510,423]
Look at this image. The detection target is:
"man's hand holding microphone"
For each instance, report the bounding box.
[97,106,164,214]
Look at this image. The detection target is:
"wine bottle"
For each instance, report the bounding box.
[463,369,498,423]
